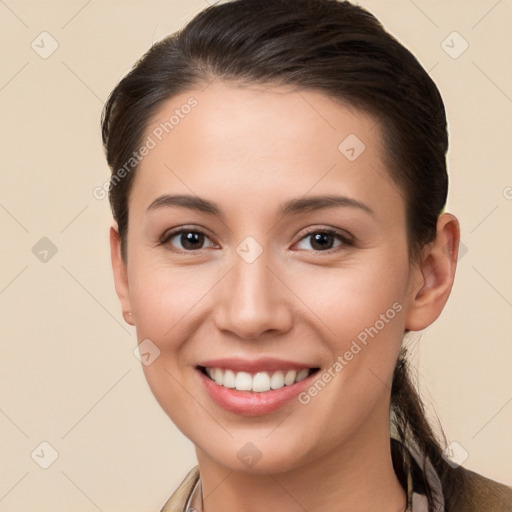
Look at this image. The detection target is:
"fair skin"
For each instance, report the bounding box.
[111,80,460,512]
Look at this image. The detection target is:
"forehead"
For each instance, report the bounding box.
[131,80,403,221]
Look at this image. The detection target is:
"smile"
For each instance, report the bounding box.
[195,359,321,416]
[200,366,317,392]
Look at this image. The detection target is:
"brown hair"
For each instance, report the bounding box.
[101,1,464,508]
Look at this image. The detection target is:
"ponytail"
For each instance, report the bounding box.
[390,346,468,511]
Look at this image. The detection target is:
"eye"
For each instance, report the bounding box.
[162,229,216,252]
[160,227,351,253]
[295,229,351,252]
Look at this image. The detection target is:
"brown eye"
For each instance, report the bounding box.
[295,229,351,252]
[164,230,215,251]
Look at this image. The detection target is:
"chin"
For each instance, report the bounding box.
[196,435,313,475]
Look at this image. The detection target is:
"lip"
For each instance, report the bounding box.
[198,357,315,373]
[195,360,320,416]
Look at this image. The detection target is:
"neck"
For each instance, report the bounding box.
[195,405,406,512]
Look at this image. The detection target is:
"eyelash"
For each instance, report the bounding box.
[298,227,353,252]
[160,226,353,254]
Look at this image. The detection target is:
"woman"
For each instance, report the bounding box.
[101,0,512,510]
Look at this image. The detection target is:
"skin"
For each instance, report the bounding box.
[110,80,460,512]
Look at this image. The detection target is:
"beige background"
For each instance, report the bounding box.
[0,0,511,510]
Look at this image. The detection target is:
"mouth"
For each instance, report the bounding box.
[198,366,320,392]
[195,360,321,416]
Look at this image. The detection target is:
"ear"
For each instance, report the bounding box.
[110,225,135,326]
[405,213,460,332]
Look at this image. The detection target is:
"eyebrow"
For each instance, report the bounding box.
[146,194,374,217]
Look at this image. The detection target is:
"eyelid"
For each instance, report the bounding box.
[296,226,354,243]
[160,226,217,251]
[291,226,355,253]
[159,225,354,253]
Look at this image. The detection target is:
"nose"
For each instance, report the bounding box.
[213,251,293,340]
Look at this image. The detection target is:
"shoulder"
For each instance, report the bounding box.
[447,466,512,512]
[159,466,200,512]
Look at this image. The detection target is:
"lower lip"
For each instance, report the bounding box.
[197,368,317,416]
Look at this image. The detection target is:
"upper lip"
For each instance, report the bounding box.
[197,357,318,373]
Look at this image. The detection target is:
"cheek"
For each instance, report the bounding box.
[289,252,408,405]
[127,262,220,425]
[127,261,218,342]
[128,262,209,430]
[289,254,408,347]
[290,269,405,456]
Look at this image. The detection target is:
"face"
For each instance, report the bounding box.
[112,80,425,474]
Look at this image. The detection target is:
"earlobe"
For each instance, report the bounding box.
[405,213,460,332]
[110,225,135,326]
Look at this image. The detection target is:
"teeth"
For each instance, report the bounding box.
[270,370,285,389]
[223,369,236,388]
[234,371,252,391]
[203,367,313,392]
[284,370,297,385]
[213,368,223,385]
[295,368,309,382]
[252,372,271,392]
